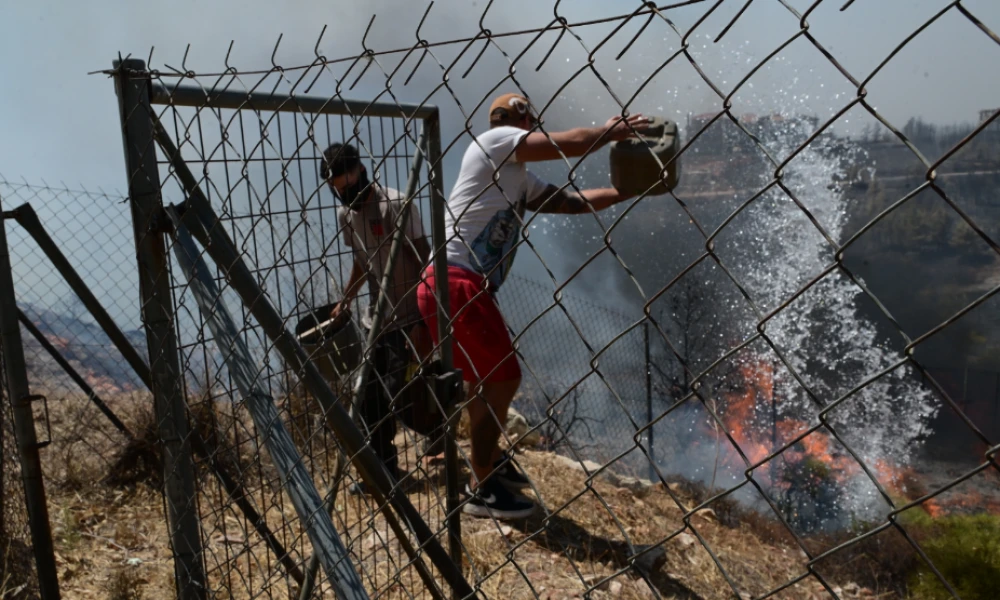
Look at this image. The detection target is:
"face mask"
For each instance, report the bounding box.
[338,169,370,209]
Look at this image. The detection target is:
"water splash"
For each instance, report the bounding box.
[709,115,939,529]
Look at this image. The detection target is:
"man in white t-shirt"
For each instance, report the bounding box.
[417,93,648,519]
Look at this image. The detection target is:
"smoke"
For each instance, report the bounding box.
[628,116,943,532]
[2,2,966,532]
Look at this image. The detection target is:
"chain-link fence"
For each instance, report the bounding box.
[3,0,1000,598]
[0,176,670,599]
[0,175,673,598]
[499,274,656,468]
[1,179,144,487]
[1,179,166,599]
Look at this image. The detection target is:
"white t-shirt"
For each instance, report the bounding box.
[444,126,549,290]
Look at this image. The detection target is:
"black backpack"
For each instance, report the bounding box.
[393,360,462,436]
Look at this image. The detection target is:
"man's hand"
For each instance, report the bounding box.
[328,301,351,326]
[604,114,650,142]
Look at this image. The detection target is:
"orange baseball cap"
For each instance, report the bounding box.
[488,93,536,125]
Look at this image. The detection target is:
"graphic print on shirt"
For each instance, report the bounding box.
[468,190,525,289]
[369,218,385,237]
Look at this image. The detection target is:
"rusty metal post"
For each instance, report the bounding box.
[112,58,207,599]
[644,320,654,481]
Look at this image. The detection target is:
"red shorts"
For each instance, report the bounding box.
[416,265,522,383]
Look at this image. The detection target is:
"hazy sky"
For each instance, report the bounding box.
[2,0,997,402]
[1,0,999,191]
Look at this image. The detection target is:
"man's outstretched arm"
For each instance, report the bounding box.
[515,114,649,163]
[524,183,635,215]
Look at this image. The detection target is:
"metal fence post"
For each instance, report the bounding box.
[0,351,4,565]
[0,210,61,599]
[644,320,654,481]
[425,111,465,584]
[112,59,207,599]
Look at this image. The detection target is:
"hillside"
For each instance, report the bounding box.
[4,115,998,600]
[19,303,147,394]
[3,392,939,600]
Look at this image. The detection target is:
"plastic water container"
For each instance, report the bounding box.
[295,303,364,385]
[609,116,681,196]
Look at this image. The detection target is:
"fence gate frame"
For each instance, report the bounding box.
[114,60,209,600]
[111,58,467,599]
[0,204,61,600]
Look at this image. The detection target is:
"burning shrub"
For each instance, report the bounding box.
[774,452,842,533]
[907,512,1000,600]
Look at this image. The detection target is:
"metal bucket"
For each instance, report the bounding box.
[294,303,364,386]
[609,115,681,196]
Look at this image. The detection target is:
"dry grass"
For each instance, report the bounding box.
[25,388,174,600]
[20,388,911,600]
[105,566,146,600]
[0,534,36,599]
[483,451,820,600]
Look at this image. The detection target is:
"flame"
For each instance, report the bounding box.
[874,459,915,496]
[701,358,1000,520]
[787,431,858,481]
[932,490,1000,517]
[873,460,1000,518]
[923,499,945,519]
[714,359,858,488]
[722,361,774,466]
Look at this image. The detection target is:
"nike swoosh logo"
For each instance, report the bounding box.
[480,493,496,504]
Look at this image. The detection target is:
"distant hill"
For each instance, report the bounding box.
[20,303,148,394]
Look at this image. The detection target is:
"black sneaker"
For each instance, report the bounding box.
[493,453,531,491]
[462,479,535,520]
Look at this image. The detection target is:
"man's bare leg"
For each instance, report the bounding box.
[465,377,521,489]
